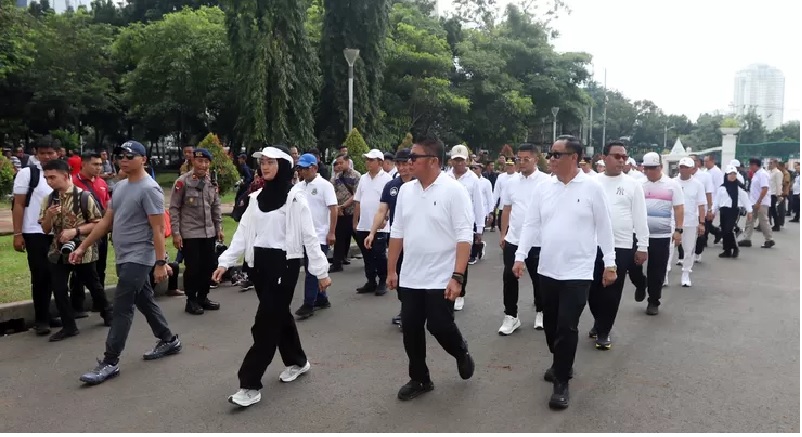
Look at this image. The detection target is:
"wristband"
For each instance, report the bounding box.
[13,232,22,236]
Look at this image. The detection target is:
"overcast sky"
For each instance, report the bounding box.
[441,0,801,123]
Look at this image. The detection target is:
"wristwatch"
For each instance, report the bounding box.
[675,228,683,234]
[605,266,617,272]
[155,259,167,267]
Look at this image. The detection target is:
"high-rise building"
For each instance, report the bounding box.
[733,64,785,131]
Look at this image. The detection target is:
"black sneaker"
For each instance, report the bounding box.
[468,257,477,265]
[239,280,254,292]
[49,329,79,342]
[185,300,204,315]
[295,304,314,320]
[314,299,331,310]
[74,311,89,319]
[329,264,343,273]
[200,298,220,311]
[397,380,434,401]
[761,240,775,249]
[588,326,597,339]
[543,367,574,383]
[143,335,182,360]
[732,248,739,258]
[646,305,659,316]
[713,235,722,244]
[356,282,377,294]
[80,359,120,385]
[738,240,752,247]
[375,283,387,296]
[595,335,612,350]
[718,250,732,258]
[391,312,402,325]
[34,323,51,336]
[549,382,570,409]
[456,352,475,380]
[634,287,646,303]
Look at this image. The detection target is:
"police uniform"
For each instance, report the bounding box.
[169,149,222,315]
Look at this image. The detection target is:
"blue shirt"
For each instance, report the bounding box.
[381,177,410,226]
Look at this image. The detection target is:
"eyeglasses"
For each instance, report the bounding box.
[116,153,140,160]
[546,152,575,159]
[606,153,628,161]
[409,153,436,162]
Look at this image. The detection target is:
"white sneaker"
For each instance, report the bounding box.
[480,241,487,259]
[663,275,669,287]
[279,361,311,382]
[675,259,683,266]
[454,297,465,311]
[534,311,544,330]
[228,389,261,407]
[694,254,702,263]
[498,315,521,336]
[681,272,692,287]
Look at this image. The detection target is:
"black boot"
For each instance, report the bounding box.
[356,281,377,294]
[200,298,220,311]
[549,382,570,409]
[185,300,204,315]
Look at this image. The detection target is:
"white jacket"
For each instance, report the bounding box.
[712,185,751,216]
[217,186,330,279]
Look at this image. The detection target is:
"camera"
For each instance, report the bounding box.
[60,240,78,255]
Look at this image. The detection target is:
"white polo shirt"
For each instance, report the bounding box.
[675,176,707,228]
[692,169,714,206]
[493,171,516,206]
[354,170,392,232]
[595,172,649,250]
[12,163,52,234]
[515,170,616,281]
[446,169,486,235]
[391,173,474,289]
[299,174,338,244]
[750,168,772,207]
[706,165,724,190]
[502,170,551,246]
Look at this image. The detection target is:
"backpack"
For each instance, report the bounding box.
[48,186,92,223]
[10,166,40,210]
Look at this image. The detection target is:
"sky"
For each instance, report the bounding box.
[441,0,802,123]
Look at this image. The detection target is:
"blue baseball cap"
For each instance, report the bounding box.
[114,140,147,157]
[296,153,318,168]
[193,148,212,161]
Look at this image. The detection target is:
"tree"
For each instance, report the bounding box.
[225,0,319,147]
[738,110,767,145]
[767,121,801,142]
[0,0,37,81]
[397,132,413,151]
[196,133,239,194]
[316,0,391,148]
[0,156,15,196]
[343,128,370,173]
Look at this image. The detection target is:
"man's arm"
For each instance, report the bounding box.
[500,205,511,242]
[211,185,222,234]
[352,202,360,230]
[369,203,389,237]
[148,213,167,262]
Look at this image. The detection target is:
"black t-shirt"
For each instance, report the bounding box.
[380,177,409,226]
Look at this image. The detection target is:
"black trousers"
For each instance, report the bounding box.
[354,231,388,284]
[502,243,540,316]
[776,196,786,226]
[332,214,355,265]
[238,248,307,390]
[23,233,53,325]
[628,237,671,306]
[792,194,800,220]
[69,236,108,312]
[50,261,108,331]
[470,224,482,259]
[702,218,719,249]
[719,207,739,253]
[539,276,590,383]
[182,237,217,301]
[770,195,779,226]
[588,247,634,337]
[399,287,469,383]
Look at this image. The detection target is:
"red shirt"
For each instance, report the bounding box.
[68,155,82,175]
[73,172,110,210]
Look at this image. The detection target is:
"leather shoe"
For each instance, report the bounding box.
[200,298,220,311]
[185,300,204,315]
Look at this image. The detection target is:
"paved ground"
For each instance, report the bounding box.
[0,225,798,432]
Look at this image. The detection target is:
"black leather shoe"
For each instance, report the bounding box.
[101,309,113,327]
[74,311,89,319]
[35,324,51,336]
[634,287,646,302]
[356,282,377,294]
[374,283,387,296]
[543,367,574,383]
[549,382,570,409]
[143,335,181,360]
[295,304,314,320]
[718,250,732,258]
[200,298,220,311]
[329,264,343,273]
[185,300,204,315]
[397,380,434,401]
[457,352,475,380]
[646,305,659,316]
[49,329,79,342]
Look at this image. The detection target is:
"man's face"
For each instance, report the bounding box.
[334,157,345,173]
[451,157,467,173]
[44,170,70,191]
[517,151,536,174]
[548,141,576,175]
[183,147,194,161]
[100,151,108,161]
[193,157,210,176]
[83,157,103,177]
[770,160,778,170]
[289,148,299,164]
[298,165,318,182]
[382,160,394,172]
[750,163,760,172]
[704,156,715,169]
[36,147,56,165]
[795,163,800,173]
[15,147,24,157]
[118,152,145,173]
[238,156,246,166]
[366,158,381,173]
[339,147,348,156]
[410,145,436,179]
[604,146,627,175]
[396,160,411,178]
[644,165,662,182]
[679,165,694,179]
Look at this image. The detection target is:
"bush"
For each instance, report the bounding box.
[344,128,370,174]
[397,132,413,152]
[196,133,239,195]
[50,129,80,150]
[721,118,740,128]
[0,157,14,197]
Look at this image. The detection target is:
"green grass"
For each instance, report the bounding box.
[0,216,240,304]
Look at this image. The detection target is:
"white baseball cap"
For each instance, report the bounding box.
[626,157,637,166]
[679,157,695,168]
[730,159,741,168]
[642,152,661,167]
[595,160,605,167]
[725,165,738,174]
[252,146,293,166]
[450,144,469,160]
[363,149,385,160]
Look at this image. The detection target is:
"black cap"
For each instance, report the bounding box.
[384,152,395,161]
[395,148,411,162]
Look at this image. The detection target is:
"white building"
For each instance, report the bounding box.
[733,64,785,131]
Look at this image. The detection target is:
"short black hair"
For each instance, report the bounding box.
[414,137,444,165]
[335,153,350,161]
[603,141,626,155]
[81,151,101,162]
[749,158,761,167]
[518,143,538,154]
[558,135,583,160]
[35,135,57,150]
[42,158,70,173]
[183,145,194,150]
[308,148,321,157]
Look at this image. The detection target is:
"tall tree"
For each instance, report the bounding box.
[224,0,320,147]
[767,121,801,142]
[316,0,391,148]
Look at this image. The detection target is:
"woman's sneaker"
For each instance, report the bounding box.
[228,389,261,407]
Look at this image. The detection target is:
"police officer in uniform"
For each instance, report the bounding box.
[169,148,224,315]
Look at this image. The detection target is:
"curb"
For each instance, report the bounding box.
[0,244,362,332]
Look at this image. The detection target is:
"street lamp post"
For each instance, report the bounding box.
[551,107,559,143]
[343,48,360,133]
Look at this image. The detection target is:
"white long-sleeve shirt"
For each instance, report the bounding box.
[493,171,516,206]
[594,172,649,250]
[478,176,494,215]
[217,187,329,279]
[712,185,751,213]
[446,169,486,235]
[501,170,551,246]
[516,170,616,281]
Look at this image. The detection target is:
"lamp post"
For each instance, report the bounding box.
[551,107,559,143]
[343,48,360,133]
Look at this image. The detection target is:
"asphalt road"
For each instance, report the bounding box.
[0,225,799,432]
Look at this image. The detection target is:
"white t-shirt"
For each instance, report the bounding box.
[446,169,486,235]
[391,174,474,289]
[299,174,337,244]
[626,169,646,182]
[750,168,772,207]
[12,163,53,234]
[354,170,392,232]
[642,175,684,239]
[502,170,551,246]
[706,166,724,190]
[676,176,707,227]
[595,172,649,250]
[692,169,714,206]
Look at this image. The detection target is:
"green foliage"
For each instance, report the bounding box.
[344,128,370,173]
[767,121,801,142]
[721,118,739,128]
[196,133,239,195]
[0,156,15,196]
[0,2,37,81]
[50,129,80,150]
[738,110,766,145]
[397,132,413,151]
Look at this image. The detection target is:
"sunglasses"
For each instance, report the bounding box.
[546,151,575,159]
[116,153,141,160]
[606,153,629,161]
[409,153,436,162]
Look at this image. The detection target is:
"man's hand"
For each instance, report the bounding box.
[211,266,227,283]
[364,233,374,249]
[746,213,753,222]
[387,272,399,290]
[318,277,332,291]
[697,223,705,236]
[59,228,78,244]
[753,204,760,213]
[217,229,224,242]
[45,204,61,219]
[602,268,617,287]
[68,246,86,264]
[512,261,525,278]
[499,237,506,249]
[173,235,183,250]
[444,278,462,301]
[153,264,168,284]
[634,250,648,266]
[326,232,336,246]
[13,234,25,252]
[672,231,682,246]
